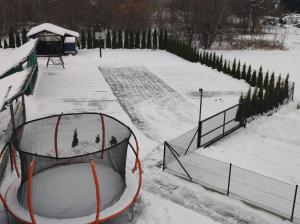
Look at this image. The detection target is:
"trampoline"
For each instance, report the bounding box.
[1,112,142,224]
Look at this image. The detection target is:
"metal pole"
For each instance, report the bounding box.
[163,142,166,171]
[99,45,102,58]
[197,89,203,148]
[291,184,298,222]
[21,94,26,123]
[199,89,203,122]
[223,111,226,136]
[227,163,232,196]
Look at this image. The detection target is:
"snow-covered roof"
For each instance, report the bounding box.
[27,23,79,38]
[0,39,38,78]
[0,68,31,110]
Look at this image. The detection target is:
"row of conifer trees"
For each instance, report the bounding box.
[0,28,28,49]
[79,28,168,50]
[199,51,292,119]
[161,37,293,120]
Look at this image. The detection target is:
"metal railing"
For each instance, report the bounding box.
[163,143,299,222]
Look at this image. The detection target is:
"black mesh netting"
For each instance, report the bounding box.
[12,113,133,219]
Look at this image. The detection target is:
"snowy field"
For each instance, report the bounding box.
[0,29,299,223]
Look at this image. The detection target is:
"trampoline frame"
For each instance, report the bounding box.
[0,112,142,224]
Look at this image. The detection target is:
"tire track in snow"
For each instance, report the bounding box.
[99,66,198,142]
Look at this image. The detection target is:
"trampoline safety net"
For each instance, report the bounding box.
[13,113,133,219]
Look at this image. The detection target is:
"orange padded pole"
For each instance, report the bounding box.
[100,114,105,159]
[90,160,101,224]
[131,133,140,173]
[0,193,7,210]
[11,147,20,178]
[54,113,63,159]
[28,160,36,224]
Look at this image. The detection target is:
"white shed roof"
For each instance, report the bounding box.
[27,23,79,38]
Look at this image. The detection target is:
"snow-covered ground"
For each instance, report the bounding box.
[1,27,299,223]
[201,27,300,185]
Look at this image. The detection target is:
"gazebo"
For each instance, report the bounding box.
[27,23,79,56]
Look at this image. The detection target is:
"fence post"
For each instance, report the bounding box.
[163,142,166,171]
[291,184,298,222]
[227,163,232,196]
[197,88,203,148]
[223,111,226,136]
[197,121,202,148]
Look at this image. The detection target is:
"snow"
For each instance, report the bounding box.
[27,23,79,38]
[0,39,38,78]
[65,37,76,43]
[0,68,31,109]
[0,41,298,223]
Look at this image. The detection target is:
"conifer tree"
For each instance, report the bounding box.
[141,30,146,49]
[212,52,217,69]
[263,88,270,113]
[251,87,258,115]
[153,28,158,49]
[245,88,252,118]
[135,30,140,49]
[112,30,117,49]
[128,30,134,49]
[257,87,264,114]
[0,38,2,48]
[9,27,15,48]
[106,30,112,48]
[236,93,245,122]
[223,60,228,74]
[15,32,21,47]
[124,30,129,49]
[231,59,237,77]
[246,65,252,84]
[236,61,241,79]
[147,29,152,49]
[257,66,263,87]
[269,73,275,110]
[72,129,79,148]
[81,30,86,49]
[218,55,223,71]
[4,39,8,49]
[159,28,163,49]
[283,74,290,100]
[241,64,247,80]
[274,75,281,107]
[22,28,27,44]
[263,71,269,89]
[208,52,213,67]
[117,30,123,48]
[251,70,257,87]
[87,29,93,49]
[163,30,168,50]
